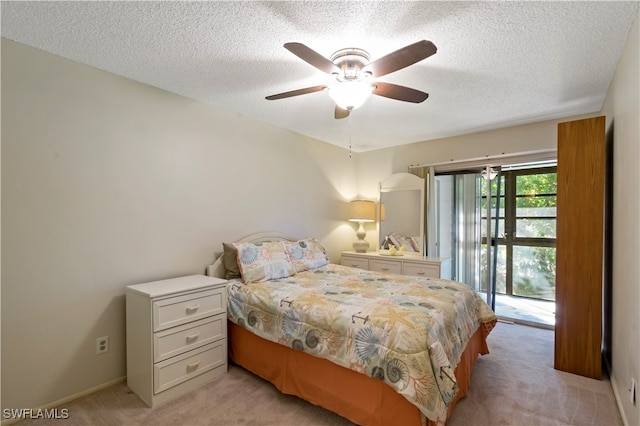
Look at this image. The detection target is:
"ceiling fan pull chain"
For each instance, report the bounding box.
[348,113,352,158]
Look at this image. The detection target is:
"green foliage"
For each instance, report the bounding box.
[514,277,539,296]
[532,246,556,288]
[516,173,557,208]
[480,172,557,209]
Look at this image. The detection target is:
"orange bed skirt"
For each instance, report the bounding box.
[228,321,490,426]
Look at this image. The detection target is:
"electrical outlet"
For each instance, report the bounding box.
[96,336,109,354]
[631,378,636,406]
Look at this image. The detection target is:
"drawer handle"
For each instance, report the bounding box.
[381,268,389,271]
[185,304,200,314]
[417,272,425,275]
[186,360,200,371]
[186,332,200,343]
[350,264,358,267]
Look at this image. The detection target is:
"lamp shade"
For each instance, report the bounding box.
[348,200,376,222]
[328,82,374,110]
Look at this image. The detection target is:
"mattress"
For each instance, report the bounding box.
[226,263,496,422]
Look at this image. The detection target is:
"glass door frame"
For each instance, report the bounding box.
[481,166,557,301]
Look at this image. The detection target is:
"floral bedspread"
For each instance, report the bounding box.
[226,263,496,423]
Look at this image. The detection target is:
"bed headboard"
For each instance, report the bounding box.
[206,232,296,279]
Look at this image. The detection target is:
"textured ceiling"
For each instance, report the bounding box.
[2,1,638,152]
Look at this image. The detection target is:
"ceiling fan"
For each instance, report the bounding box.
[266,40,437,119]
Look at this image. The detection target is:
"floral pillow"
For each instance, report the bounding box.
[389,232,417,252]
[233,241,296,283]
[285,238,330,272]
[410,236,422,252]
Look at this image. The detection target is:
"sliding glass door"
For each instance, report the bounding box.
[434,165,557,326]
[480,167,557,300]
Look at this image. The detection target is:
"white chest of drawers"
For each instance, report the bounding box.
[341,251,451,279]
[126,275,227,407]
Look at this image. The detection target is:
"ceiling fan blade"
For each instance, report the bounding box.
[364,40,437,78]
[373,82,429,103]
[284,42,340,75]
[334,106,350,119]
[265,85,327,100]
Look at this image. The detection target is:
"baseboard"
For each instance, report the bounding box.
[609,370,630,426]
[1,376,126,426]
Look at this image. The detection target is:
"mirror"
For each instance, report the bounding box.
[379,173,425,254]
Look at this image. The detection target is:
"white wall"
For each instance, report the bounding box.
[601,9,640,426]
[1,39,358,410]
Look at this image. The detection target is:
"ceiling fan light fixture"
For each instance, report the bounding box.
[267,41,437,118]
[328,82,374,110]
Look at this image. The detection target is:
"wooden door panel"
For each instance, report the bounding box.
[555,116,605,379]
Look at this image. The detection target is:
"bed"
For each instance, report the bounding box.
[206,233,496,426]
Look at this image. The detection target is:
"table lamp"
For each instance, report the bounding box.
[348,200,376,253]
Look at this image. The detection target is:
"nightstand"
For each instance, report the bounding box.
[125,275,227,407]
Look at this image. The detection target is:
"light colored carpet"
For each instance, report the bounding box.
[448,323,622,426]
[17,323,622,425]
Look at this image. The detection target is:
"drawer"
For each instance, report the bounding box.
[153,288,225,332]
[370,259,402,275]
[153,341,226,394]
[403,262,439,278]
[154,314,226,362]
[342,256,369,270]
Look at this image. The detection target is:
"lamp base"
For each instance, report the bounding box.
[352,220,370,253]
[352,240,370,253]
